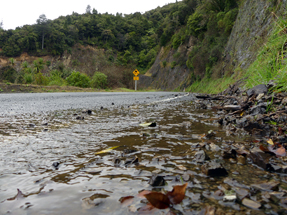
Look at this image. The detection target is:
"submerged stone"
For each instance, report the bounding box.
[242,198,261,209]
[193,150,210,163]
[148,174,166,186]
[201,161,228,177]
[251,181,280,191]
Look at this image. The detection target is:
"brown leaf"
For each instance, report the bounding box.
[166,183,188,205]
[119,196,134,206]
[138,190,152,198]
[259,145,269,152]
[144,192,170,209]
[278,127,283,135]
[138,203,158,214]
[268,145,286,157]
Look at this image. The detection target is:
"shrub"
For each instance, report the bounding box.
[66,71,91,88]
[23,73,34,84]
[35,72,49,85]
[90,72,107,89]
[49,70,66,86]
[171,61,177,69]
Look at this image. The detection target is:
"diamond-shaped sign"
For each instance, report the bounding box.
[133,69,140,76]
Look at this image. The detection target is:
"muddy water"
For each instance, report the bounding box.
[0,100,286,214]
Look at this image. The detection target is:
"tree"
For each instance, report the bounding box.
[86,5,91,14]
[0,20,3,30]
[36,14,50,50]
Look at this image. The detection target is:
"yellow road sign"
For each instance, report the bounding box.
[133,69,140,76]
[133,76,139,81]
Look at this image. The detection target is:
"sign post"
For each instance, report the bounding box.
[133,69,140,91]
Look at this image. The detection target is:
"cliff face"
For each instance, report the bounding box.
[222,0,287,76]
[139,0,287,90]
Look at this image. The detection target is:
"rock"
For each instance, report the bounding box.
[222,148,237,159]
[236,115,262,131]
[52,162,60,169]
[223,105,242,111]
[256,93,265,101]
[113,157,121,167]
[251,181,280,191]
[209,143,220,152]
[246,84,267,97]
[193,150,210,163]
[28,123,35,128]
[233,187,250,201]
[148,174,165,186]
[237,155,246,165]
[247,147,272,170]
[249,103,267,116]
[125,156,139,166]
[282,97,287,105]
[242,198,261,209]
[223,194,237,202]
[76,116,84,120]
[201,161,228,177]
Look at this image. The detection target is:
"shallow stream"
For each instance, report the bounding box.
[0,99,286,214]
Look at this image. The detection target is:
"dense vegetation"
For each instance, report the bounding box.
[0,0,240,89]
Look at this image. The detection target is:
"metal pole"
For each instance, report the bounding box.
[135,80,137,91]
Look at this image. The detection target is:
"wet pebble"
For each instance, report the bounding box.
[242,198,262,209]
[201,161,228,177]
[148,174,165,186]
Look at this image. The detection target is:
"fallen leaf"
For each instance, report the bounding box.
[119,196,134,206]
[166,183,188,205]
[95,146,119,155]
[278,127,283,135]
[268,145,286,157]
[144,192,170,209]
[138,203,158,214]
[138,190,152,198]
[267,139,274,145]
[240,111,244,117]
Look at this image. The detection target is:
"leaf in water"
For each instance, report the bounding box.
[138,190,152,198]
[139,122,156,127]
[138,203,159,214]
[268,145,286,157]
[95,146,119,155]
[166,183,188,205]
[144,192,170,209]
[119,196,134,206]
[267,139,274,145]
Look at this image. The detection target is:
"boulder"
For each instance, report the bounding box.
[246,84,267,97]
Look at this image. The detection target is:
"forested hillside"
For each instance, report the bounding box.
[0,0,286,92]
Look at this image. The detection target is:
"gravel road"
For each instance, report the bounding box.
[0,92,192,116]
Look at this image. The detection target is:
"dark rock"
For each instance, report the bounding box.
[125,156,139,166]
[201,161,228,177]
[42,122,48,126]
[247,147,272,170]
[52,162,60,168]
[112,103,114,105]
[76,116,84,120]
[206,130,216,139]
[246,84,267,97]
[236,115,262,131]
[222,148,237,159]
[28,123,35,128]
[100,106,104,110]
[249,104,267,116]
[148,174,166,186]
[148,122,157,127]
[42,128,48,132]
[113,157,121,167]
[193,150,210,163]
[251,181,280,191]
[242,198,261,209]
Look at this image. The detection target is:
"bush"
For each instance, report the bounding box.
[35,72,49,85]
[90,72,107,89]
[66,71,91,88]
[48,70,66,86]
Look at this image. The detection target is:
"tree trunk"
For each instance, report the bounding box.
[42,33,45,50]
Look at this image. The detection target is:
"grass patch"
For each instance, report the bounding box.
[186,76,237,94]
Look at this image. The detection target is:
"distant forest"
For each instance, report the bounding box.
[0,0,239,72]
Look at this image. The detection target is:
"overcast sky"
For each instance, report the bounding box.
[0,0,180,30]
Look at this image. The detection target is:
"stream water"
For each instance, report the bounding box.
[0,99,286,214]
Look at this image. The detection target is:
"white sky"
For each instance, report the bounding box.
[0,0,180,30]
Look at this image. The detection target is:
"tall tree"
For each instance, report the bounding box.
[86,5,91,14]
[0,20,3,30]
[36,14,50,50]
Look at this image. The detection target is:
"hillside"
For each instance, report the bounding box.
[0,0,286,92]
